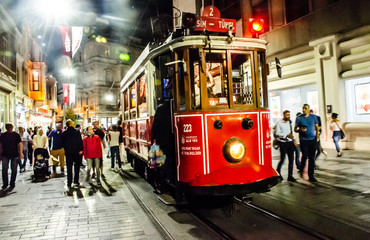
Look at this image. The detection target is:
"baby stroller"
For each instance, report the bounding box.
[33,148,51,179]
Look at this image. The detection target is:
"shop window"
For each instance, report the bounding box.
[205,51,228,107]
[138,74,148,117]
[231,53,253,106]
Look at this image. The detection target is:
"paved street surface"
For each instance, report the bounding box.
[1,148,370,239]
[0,156,162,240]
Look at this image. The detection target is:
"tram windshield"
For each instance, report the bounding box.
[231,53,254,106]
[187,48,267,111]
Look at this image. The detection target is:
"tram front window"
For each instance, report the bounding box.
[231,53,254,106]
[205,52,228,107]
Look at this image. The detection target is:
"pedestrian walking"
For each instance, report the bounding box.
[294,104,319,182]
[0,123,23,191]
[48,124,65,176]
[32,129,48,165]
[293,112,301,170]
[61,119,83,191]
[275,110,297,182]
[310,110,327,161]
[83,126,102,187]
[93,121,106,179]
[108,125,121,171]
[19,127,32,172]
[330,113,344,157]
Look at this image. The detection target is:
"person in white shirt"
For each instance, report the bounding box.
[275,110,297,182]
[329,113,344,157]
[18,127,32,172]
[32,129,48,165]
[108,125,121,171]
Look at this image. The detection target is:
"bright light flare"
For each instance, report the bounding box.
[36,0,73,23]
[62,68,75,77]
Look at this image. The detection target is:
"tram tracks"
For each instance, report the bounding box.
[188,196,331,240]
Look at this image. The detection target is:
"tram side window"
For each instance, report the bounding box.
[190,49,200,109]
[231,53,254,106]
[138,74,148,117]
[130,83,137,119]
[155,54,172,107]
[257,52,266,107]
[124,90,129,120]
[177,51,186,110]
[205,52,228,107]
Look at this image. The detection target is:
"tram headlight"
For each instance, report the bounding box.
[222,137,246,163]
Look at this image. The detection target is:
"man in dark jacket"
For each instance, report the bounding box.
[151,100,176,184]
[0,123,23,191]
[61,119,83,190]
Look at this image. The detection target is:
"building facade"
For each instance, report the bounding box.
[254,0,370,150]
[1,3,57,131]
[0,4,21,131]
[71,38,142,128]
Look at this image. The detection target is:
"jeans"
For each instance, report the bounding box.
[294,144,301,169]
[333,131,341,153]
[110,146,121,169]
[22,149,28,168]
[2,156,19,188]
[276,141,295,177]
[300,139,317,179]
[86,158,100,184]
[65,154,82,187]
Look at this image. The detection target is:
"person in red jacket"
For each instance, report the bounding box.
[83,126,102,187]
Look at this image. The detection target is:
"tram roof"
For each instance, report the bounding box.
[120,35,267,90]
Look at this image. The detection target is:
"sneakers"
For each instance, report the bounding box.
[110,168,115,171]
[287,177,297,182]
[101,174,106,179]
[92,173,96,179]
[337,152,342,157]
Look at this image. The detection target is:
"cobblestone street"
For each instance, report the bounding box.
[0,159,162,240]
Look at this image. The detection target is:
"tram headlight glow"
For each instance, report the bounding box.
[230,143,245,160]
[222,137,246,163]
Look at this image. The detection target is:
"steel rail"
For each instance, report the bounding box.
[234,197,331,240]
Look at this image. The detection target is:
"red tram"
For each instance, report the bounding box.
[121,32,279,196]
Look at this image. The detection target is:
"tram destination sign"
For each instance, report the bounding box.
[195,16,236,33]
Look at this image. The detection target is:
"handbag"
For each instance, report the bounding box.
[335,122,345,139]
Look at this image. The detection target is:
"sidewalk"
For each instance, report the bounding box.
[273,148,370,194]
[260,147,370,239]
[0,157,162,240]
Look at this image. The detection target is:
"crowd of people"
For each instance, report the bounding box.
[0,120,124,193]
[274,103,344,182]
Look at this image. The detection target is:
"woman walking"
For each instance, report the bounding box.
[329,113,344,157]
[83,126,102,187]
[32,129,48,164]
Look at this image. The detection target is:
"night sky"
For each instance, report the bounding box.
[3,0,173,73]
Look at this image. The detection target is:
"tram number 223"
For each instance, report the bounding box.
[183,124,192,133]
